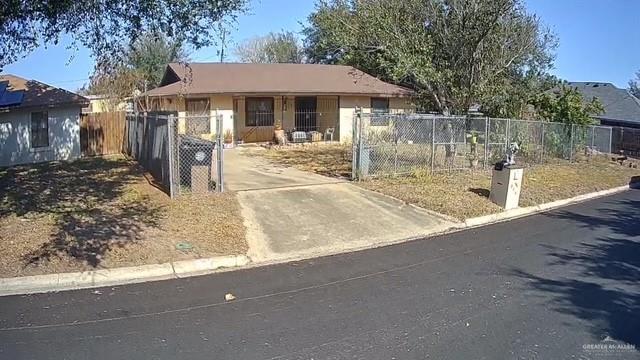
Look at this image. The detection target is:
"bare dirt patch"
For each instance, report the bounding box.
[359,158,640,221]
[0,156,246,278]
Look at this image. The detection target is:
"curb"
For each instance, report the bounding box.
[462,184,631,228]
[0,185,632,297]
[0,255,250,297]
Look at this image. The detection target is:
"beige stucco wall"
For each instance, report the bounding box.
[155,94,413,143]
[338,96,415,142]
[173,95,234,141]
[87,98,129,113]
[339,96,371,143]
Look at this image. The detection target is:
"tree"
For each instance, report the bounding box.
[83,32,187,110]
[630,70,640,99]
[303,0,557,115]
[0,0,246,70]
[531,85,604,125]
[235,31,303,63]
[82,67,140,111]
[481,73,560,119]
[126,33,188,91]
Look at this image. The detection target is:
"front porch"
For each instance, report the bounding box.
[233,95,340,143]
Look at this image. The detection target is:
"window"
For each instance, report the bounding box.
[370,98,390,126]
[246,97,274,127]
[30,111,49,148]
[185,98,210,134]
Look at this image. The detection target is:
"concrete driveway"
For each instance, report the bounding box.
[225,147,457,262]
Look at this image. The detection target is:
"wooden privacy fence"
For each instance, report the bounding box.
[80,112,126,156]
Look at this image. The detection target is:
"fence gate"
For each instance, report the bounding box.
[167,114,225,197]
[125,112,224,198]
[81,111,126,156]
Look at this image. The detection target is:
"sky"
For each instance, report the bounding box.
[2,0,639,92]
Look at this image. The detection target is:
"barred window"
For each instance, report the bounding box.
[246,97,274,127]
[185,98,211,135]
[30,111,49,148]
[370,98,390,126]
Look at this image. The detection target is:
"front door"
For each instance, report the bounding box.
[295,97,317,132]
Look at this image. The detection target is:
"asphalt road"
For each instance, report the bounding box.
[1,190,639,359]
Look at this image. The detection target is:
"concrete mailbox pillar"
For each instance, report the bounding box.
[489,166,524,210]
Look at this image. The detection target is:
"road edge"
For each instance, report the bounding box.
[0,255,250,297]
[462,184,631,228]
[0,184,632,297]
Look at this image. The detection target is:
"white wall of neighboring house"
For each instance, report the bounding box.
[0,106,82,167]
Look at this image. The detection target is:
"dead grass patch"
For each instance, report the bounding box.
[251,143,352,178]
[359,158,640,221]
[0,156,246,278]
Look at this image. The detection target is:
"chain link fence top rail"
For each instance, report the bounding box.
[353,113,613,178]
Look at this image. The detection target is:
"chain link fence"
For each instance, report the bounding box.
[612,126,640,157]
[125,112,224,197]
[352,113,613,179]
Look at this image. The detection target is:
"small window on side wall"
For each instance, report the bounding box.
[370,98,390,126]
[185,98,211,135]
[30,111,49,148]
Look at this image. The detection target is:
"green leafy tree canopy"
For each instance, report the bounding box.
[0,0,247,70]
[531,85,605,125]
[303,0,557,116]
[81,32,187,109]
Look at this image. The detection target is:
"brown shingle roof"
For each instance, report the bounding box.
[0,74,88,110]
[145,63,414,97]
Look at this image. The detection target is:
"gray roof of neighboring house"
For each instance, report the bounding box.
[567,81,640,125]
[144,63,415,97]
[0,74,88,111]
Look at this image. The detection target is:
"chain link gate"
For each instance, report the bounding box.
[167,114,224,197]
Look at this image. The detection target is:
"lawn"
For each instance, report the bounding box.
[359,158,640,220]
[0,156,247,278]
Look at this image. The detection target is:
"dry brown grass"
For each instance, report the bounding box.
[251,143,353,179]
[0,156,246,278]
[359,158,640,221]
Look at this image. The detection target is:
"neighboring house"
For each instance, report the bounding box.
[567,82,640,128]
[82,94,133,114]
[142,63,414,143]
[0,74,88,167]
